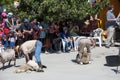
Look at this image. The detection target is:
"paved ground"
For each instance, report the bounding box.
[0,45,120,80]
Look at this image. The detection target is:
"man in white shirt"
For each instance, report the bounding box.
[20,40,46,72]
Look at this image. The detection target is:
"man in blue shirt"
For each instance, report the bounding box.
[61,27,73,52]
[105,5,119,48]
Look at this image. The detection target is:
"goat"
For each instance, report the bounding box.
[76,47,89,64]
[0,48,16,70]
[14,60,40,73]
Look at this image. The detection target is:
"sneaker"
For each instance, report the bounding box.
[105,45,110,48]
[110,43,115,47]
[89,61,92,64]
[70,49,75,52]
[67,47,71,50]
[57,51,62,54]
[65,50,70,53]
[45,51,49,54]
[80,62,83,65]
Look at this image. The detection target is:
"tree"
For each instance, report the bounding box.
[6,0,109,21]
[0,0,13,6]
[39,0,110,21]
[0,0,13,12]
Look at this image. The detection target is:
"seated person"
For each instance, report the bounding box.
[61,27,73,52]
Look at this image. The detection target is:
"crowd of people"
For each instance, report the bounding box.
[0,10,100,54]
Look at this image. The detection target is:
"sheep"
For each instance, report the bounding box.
[14,60,41,73]
[0,48,16,70]
[27,60,40,71]
[76,47,90,64]
[14,63,33,73]
[81,47,90,64]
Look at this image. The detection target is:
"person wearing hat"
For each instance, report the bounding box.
[1,11,13,29]
[20,18,33,41]
[1,12,7,18]
[105,5,120,48]
[20,40,47,72]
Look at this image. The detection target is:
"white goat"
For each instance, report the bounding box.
[15,60,40,73]
[0,48,16,70]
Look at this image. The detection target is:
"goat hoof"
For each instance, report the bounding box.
[36,69,44,72]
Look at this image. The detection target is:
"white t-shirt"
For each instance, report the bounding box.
[21,40,37,54]
[10,37,15,42]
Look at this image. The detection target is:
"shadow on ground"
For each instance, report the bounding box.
[111,69,120,74]
[71,59,78,64]
[0,65,14,71]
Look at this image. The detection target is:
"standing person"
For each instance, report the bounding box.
[119,47,120,57]
[90,13,100,30]
[52,22,61,53]
[80,17,91,37]
[20,40,47,72]
[105,5,119,48]
[38,20,50,53]
[15,29,24,46]
[30,18,39,40]
[20,18,33,42]
[38,20,46,44]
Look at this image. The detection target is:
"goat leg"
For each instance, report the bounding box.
[2,63,5,71]
[8,60,11,66]
[14,58,16,66]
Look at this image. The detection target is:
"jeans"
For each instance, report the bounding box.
[35,40,42,62]
[63,39,73,51]
[3,40,9,48]
[53,38,61,51]
[10,42,15,48]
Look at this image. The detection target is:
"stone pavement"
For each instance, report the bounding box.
[0,46,120,80]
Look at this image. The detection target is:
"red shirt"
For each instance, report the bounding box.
[3,28,10,34]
